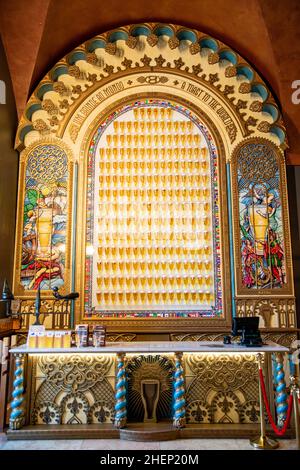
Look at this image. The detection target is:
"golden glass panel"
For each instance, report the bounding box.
[95,107,215,309]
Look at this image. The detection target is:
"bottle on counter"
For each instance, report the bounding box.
[75,325,89,347]
[92,325,106,347]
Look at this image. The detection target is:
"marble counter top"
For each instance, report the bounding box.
[10,340,288,354]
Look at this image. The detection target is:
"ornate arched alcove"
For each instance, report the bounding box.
[13,23,295,333]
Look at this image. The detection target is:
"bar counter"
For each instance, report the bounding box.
[7,341,289,441]
[9,340,288,354]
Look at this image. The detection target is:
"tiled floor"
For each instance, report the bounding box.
[0,433,298,450]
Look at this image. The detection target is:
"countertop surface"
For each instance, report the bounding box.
[9,340,288,354]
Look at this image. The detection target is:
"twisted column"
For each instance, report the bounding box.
[271,353,277,383]
[288,351,296,377]
[290,376,300,449]
[114,352,127,428]
[274,352,288,427]
[9,354,25,430]
[173,352,186,428]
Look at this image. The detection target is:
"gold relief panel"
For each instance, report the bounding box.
[235,297,296,328]
[171,330,298,347]
[16,298,71,330]
[29,354,115,425]
[185,353,261,425]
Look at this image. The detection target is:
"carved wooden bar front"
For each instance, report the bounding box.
[7,341,290,440]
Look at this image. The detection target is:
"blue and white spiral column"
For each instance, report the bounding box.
[173,352,186,428]
[9,354,25,430]
[274,352,288,427]
[114,352,127,428]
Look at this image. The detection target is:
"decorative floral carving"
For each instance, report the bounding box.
[154,55,166,67]
[235,99,247,110]
[48,115,59,127]
[32,402,61,425]
[240,401,260,423]
[33,119,50,133]
[250,100,263,112]
[86,52,98,65]
[212,391,241,424]
[121,57,132,69]
[87,73,98,83]
[173,57,185,69]
[42,99,58,115]
[68,65,81,79]
[105,42,117,55]
[225,66,237,77]
[136,75,168,85]
[72,84,82,95]
[140,54,152,66]
[59,98,70,110]
[244,116,258,128]
[257,121,271,133]
[186,400,212,424]
[208,52,219,64]
[187,354,257,390]
[208,73,219,84]
[192,64,203,76]
[239,82,252,94]
[61,392,89,424]
[189,43,201,55]
[38,354,112,392]
[237,142,277,182]
[126,36,138,49]
[88,401,115,424]
[147,34,159,47]
[168,37,180,50]
[53,81,69,96]
[223,85,235,97]
[186,354,259,424]
[103,64,114,74]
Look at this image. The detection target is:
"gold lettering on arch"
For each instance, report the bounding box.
[183,81,237,143]
[68,76,237,144]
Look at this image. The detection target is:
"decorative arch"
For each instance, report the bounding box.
[13,23,295,332]
[15,22,287,151]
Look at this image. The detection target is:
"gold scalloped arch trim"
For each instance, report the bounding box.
[16,23,287,151]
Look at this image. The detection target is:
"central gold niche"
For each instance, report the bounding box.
[88,104,220,313]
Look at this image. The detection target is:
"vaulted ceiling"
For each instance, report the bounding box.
[0,0,299,162]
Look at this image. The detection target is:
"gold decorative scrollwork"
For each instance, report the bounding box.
[38,354,112,392]
[106,333,137,342]
[235,297,296,328]
[185,353,260,424]
[30,354,115,425]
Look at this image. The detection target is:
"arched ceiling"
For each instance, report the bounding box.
[0,0,299,162]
